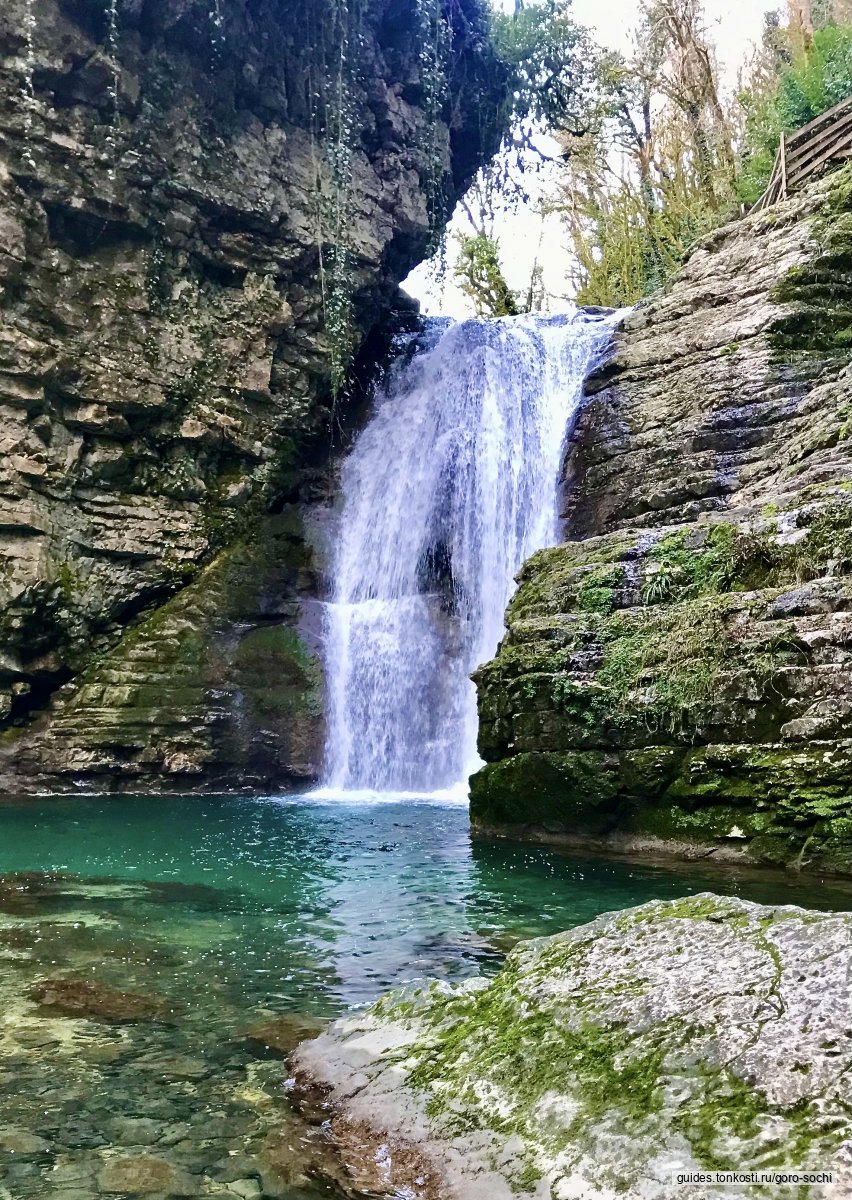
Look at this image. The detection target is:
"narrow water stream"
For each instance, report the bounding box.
[1,794,850,1199]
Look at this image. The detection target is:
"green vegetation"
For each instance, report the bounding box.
[557,0,741,306]
[454,233,520,316]
[740,24,852,206]
[469,751,620,827]
[555,515,852,737]
[576,565,624,614]
[771,160,852,357]
[525,1,852,306]
[473,502,852,868]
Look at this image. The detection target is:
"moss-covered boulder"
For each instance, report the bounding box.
[290,895,852,1199]
[471,171,852,874]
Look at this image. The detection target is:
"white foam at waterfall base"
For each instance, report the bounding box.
[319,307,622,796]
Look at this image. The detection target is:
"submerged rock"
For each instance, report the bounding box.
[96,1155,199,1195]
[240,1012,327,1059]
[30,977,172,1023]
[0,871,75,915]
[290,895,852,1199]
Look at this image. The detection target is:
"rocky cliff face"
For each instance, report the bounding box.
[472,172,852,874]
[0,0,503,790]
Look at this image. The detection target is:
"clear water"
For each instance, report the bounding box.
[321,310,622,793]
[1,794,851,1199]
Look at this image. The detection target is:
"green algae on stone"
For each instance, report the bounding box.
[469,751,622,829]
[771,163,852,360]
[291,895,852,1198]
[472,498,852,870]
[1,507,324,791]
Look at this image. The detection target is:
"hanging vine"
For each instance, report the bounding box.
[208,0,226,64]
[305,0,455,397]
[304,0,364,398]
[416,0,451,248]
[322,0,360,396]
[104,0,121,184]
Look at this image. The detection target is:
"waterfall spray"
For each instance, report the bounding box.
[319,309,622,796]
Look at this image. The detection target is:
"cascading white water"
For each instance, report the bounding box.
[320,308,622,796]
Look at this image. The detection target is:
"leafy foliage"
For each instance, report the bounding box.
[555,0,740,306]
[453,233,519,316]
[489,0,598,136]
[739,23,852,205]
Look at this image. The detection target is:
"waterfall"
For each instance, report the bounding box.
[319,308,621,797]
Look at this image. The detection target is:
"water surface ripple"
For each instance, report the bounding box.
[1,794,850,1198]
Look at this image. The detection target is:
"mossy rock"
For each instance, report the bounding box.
[469,751,622,830]
[292,895,852,1197]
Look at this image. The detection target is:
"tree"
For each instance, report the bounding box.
[646,0,736,202]
[490,0,599,141]
[738,18,852,204]
[454,234,519,317]
[554,0,738,305]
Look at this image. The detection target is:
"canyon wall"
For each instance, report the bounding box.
[471,172,852,874]
[0,0,504,791]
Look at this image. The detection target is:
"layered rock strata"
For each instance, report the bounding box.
[291,895,852,1199]
[0,0,503,790]
[472,172,852,872]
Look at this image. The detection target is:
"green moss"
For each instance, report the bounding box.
[399,955,666,1151]
[594,594,739,736]
[640,524,777,604]
[674,1069,769,1170]
[233,625,322,720]
[508,534,637,621]
[55,562,81,602]
[770,163,852,359]
[616,896,753,929]
[576,566,624,615]
[469,751,621,829]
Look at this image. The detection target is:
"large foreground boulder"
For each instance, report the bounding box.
[291,895,852,1199]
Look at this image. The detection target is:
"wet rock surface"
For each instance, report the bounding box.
[471,172,852,873]
[291,894,852,1200]
[0,0,504,793]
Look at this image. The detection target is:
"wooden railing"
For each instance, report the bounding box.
[750,93,852,212]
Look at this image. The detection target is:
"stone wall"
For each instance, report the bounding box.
[0,0,504,790]
[471,173,852,874]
